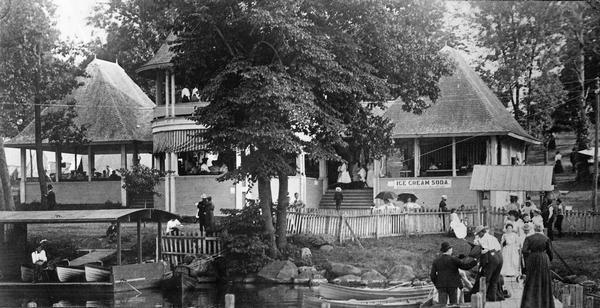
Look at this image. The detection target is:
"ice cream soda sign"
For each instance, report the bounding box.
[388,178,452,189]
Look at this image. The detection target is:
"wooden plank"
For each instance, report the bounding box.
[116,221,122,265]
[137,218,142,263]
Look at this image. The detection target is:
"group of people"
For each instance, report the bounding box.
[336,162,373,188]
[182,156,229,176]
[505,194,565,240]
[431,221,554,307]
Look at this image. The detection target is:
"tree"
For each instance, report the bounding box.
[172,0,452,256]
[0,0,85,205]
[467,2,564,130]
[87,0,176,95]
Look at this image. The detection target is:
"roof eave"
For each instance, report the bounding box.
[507,132,540,145]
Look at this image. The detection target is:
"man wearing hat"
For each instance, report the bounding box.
[472,225,505,301]
[196,194,209,233]
[439,195,448,231]
[430,242,477,305]
[506,193,520,214]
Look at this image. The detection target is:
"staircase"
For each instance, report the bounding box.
[319,188,374,209]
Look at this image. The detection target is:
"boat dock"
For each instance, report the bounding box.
[484,276,562,308]
[70,249,116,266]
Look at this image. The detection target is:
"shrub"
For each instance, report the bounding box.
[118,165,166,196]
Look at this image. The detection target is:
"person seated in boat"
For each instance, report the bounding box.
[106,222,118,242]
[31,245,47,282]
[166,218,183,235]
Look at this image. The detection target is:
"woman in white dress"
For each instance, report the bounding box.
[337,163,351,184]
[500,223,521,277]
[365,162,374,188]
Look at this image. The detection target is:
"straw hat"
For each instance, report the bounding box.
[474,225,487,234]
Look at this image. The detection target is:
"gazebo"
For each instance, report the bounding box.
[5,59,155,207]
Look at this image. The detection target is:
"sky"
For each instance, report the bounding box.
[54,0,103,43]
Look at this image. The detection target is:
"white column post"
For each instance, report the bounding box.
[171,72,176,117]
[54,146,61,182]
[87,145,94,182]
[120,144,127,207]
[164,71,170,117]
[170,152,179,176]
[170,167,176,213]
[413,138,420,177]
[318,158,327,194]
[20,148,26,203]
[164,153,170,212]
[487,136,498,165]
[373,159,381,201]
[452,137,457,177]
[235,149,243,209]
[298,152,307,203]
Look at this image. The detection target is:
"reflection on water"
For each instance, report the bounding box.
[0,284,317,307]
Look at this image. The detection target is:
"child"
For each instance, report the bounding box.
[334,187,343,211]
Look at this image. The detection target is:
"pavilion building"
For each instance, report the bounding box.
[6,59,155,207]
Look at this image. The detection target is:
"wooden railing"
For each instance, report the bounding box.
[158,232,222,266]
[287,209,480,243]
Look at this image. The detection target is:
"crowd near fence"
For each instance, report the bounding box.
[288,207,600,243]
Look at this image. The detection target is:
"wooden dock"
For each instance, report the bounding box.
[484,276,562,308]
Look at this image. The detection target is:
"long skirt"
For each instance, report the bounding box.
[520,252,555,308]
[501,244,521,276]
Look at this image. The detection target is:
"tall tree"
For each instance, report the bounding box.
[468,1,564,129]
[0,0,84,205]
[172,0,452,255]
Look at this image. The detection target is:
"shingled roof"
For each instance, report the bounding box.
[136,33,177,77]
[381,46,538,144]
[6,59,155,151]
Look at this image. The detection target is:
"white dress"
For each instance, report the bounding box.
[366,163,374,187]
[500,232,521,276]
[337,163,351,183]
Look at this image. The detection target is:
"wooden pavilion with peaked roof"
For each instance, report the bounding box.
[367,46,541,209]
[5,59,155,207]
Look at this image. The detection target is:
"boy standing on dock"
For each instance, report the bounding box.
[31,245,47,282]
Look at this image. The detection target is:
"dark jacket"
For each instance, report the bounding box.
[439,200,447,212]
[334,192,343,202]
[430,254,477,288]
[47,190,56,210]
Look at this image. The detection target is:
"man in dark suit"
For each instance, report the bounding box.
[430,242,478,305]
[46,184,56,210]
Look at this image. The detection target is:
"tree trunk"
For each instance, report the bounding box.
[257,176,278,257]
[276,172,288,250]
[0,139,16,211]
[34,43,47,207]
[543,143,549,165]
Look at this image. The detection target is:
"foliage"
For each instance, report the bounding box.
[118,165,166,196]
[220,203,272,275]
[41,99,90,146]
[467,1,564,129]
[0,0,85,138]
[87,0,176,94]
[172,0,453,254]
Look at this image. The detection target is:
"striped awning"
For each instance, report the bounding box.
[153,129,207,153]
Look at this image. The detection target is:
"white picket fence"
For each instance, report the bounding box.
[287,208,481,243]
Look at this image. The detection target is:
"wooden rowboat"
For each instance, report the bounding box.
[84,264,111,282]
[56,266,85,282]
[20,265,33,282]
[303,296,431,308]
[318,283,435,300]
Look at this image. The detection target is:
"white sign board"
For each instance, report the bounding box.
[388,178,452,189]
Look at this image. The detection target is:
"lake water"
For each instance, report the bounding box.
[0,284,317,307]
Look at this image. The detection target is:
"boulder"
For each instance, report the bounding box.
[258,260,298,283]
[310,276,329,286]
[301,247,312,259]
[320,245,334,253]
[387,264,415,283]
[333,274,362,284]
[361,269,387,284]
[329,262,362,277]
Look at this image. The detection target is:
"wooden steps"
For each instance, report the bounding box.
[319,188,374,209]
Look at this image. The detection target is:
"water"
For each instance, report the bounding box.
[0,284,317,307]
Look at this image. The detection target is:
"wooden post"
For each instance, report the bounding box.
[452,137,457,177]
[479,277,486,305]
[164,71,169,117]
[471,293,483,308]
[225,294,235,308]
[157,220,162,261]
[120,144,127,207]
[20,148,26,203]
[55,145,61,182]
[337,215,344,243]
[116,221,122,265]
[170,72,176,117]
[137,217,142,263]
[87,145,93,182]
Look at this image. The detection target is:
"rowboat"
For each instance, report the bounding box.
[56,266,85,282]
[303,296,432,308]
[84,264,111,282]
[162,259,217,291]
[20,265,33,282]
[318,283,435,300]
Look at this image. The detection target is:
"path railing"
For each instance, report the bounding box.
[287,208,480,243]
[157,232,222,266]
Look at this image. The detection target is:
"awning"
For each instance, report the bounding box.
[153,129,206,153]
[469,165,554,191]
[0,209,179,224]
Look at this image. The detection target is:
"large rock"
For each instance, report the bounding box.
[320,245,334,253]
[258,260,298,283]
[290,233,336,247]
[333,274,362,284]
[294,266,318,284]
[329,262,362,277]
[387,265,415,283]
[310,273,329,286]
[301,247,312,259]
[361,269,387,284]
